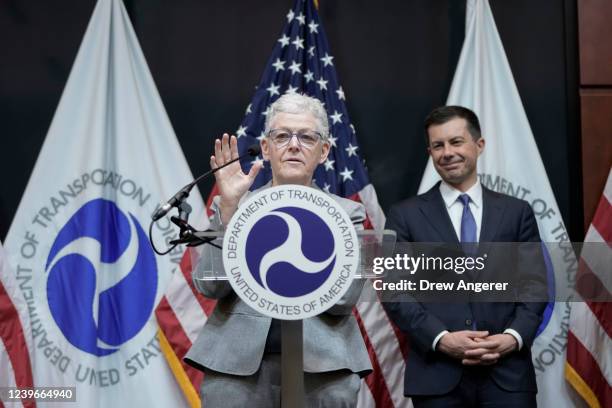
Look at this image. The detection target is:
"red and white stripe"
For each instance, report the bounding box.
[566,168,612,408]
[156,183,412,407]
[0,242,36,408]
[156,248,215,407]
[355,285,411,408]
[354,185,412,407]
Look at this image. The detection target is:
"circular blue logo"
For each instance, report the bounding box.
[223,185,359,320]
[45,198,157,356]
[245,206,336,297]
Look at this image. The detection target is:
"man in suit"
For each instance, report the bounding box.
[185,93,372,407]
[384,106,547,407]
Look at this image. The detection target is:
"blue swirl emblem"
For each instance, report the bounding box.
[45,198,157,356]
[245,206,336,297]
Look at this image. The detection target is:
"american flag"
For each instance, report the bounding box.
[565,168,612,408]
[236,0,369,200]
[156,1,409,406]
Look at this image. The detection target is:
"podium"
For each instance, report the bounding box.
[191,229,396,407]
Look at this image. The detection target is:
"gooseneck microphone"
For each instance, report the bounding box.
[151,143,261,221]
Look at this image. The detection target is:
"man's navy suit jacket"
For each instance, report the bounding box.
[384,182,547,396]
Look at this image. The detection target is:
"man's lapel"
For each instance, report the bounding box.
[419,183,460,243]
[479,187,505,243]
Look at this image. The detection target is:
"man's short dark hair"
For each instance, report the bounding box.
[424,105,481,144]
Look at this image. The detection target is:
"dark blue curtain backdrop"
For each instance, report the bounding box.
[0,0,581,240]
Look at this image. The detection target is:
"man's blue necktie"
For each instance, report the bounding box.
[459,194,477,245]
[458,194,478,330]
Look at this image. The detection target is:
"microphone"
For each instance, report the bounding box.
[151,143,261,221]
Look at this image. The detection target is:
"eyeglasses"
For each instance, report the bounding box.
[267,128,323,148]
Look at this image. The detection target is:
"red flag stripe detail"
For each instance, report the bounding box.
[576,258,612,337]
[155,297,192,362]
[367,284,410,363]
[155,296,204,389]
[591,194,612,243]
[576,258,612,316]
[353,308,396,408]
[0,281,36,408]
[567,331,612,407]
[586,300,612,340]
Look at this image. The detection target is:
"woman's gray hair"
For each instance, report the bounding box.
[264,93,329,140]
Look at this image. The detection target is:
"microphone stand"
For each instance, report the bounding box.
[148,143,260,255]
[169,202,221,250]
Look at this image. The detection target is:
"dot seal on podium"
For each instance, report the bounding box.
[222,184,360,320]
